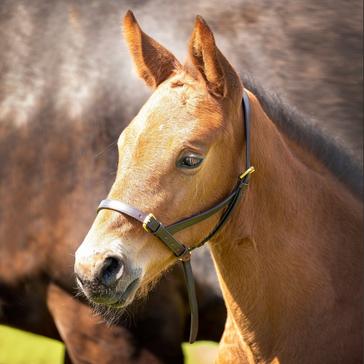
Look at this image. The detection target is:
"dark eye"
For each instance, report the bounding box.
[177,154,204,169]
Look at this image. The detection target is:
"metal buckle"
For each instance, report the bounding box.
[143,213,160,233]
[239,166,255,180]
[178,247,191,262]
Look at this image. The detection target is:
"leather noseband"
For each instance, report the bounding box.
[97,91,255,343]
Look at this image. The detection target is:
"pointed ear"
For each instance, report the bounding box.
[188,16,241,99]
[123,10,181,88]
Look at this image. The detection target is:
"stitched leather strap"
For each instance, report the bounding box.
[182,259,198,342]
[96,91,254,343]
[97,199,148,222]
[165,91,253,245]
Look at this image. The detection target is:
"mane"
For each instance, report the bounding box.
[242,75,363,198]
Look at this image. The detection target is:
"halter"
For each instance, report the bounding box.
[97,91,255,343]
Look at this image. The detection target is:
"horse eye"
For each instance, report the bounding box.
[177,154,203,169]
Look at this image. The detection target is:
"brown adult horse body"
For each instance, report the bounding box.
[75,12,363,364]
[0,2,228,363]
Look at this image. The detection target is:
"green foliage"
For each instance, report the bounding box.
[0,325,64,364]
[0,325,218,364]
[183,341,219,364]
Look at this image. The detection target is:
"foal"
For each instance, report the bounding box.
[75,11,363,363]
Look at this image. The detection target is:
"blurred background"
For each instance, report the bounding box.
[0,0,362,363]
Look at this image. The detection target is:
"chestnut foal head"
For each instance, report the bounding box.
[75,12,245,310]
[74,11,362,361]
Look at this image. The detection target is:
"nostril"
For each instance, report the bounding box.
[99,256,124,287]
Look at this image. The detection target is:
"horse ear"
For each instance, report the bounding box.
[188,16,241,99]
[123,10,181,88]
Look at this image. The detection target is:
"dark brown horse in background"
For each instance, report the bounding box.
[0,0,362,363]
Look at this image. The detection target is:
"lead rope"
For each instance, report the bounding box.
[181,91,253,342]
[181,257,198,342]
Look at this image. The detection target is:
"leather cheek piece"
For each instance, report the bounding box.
[95,91,254,343]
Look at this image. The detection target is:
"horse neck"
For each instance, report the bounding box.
[209,91,363,360]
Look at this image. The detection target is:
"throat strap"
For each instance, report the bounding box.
[96,91,254,343]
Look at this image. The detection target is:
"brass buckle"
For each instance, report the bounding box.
[143,213,157,232]
[239,166,255,180]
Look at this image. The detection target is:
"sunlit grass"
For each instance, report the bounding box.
[183,341,219,364]
[0,325,64,364]
[0,325,218,364]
